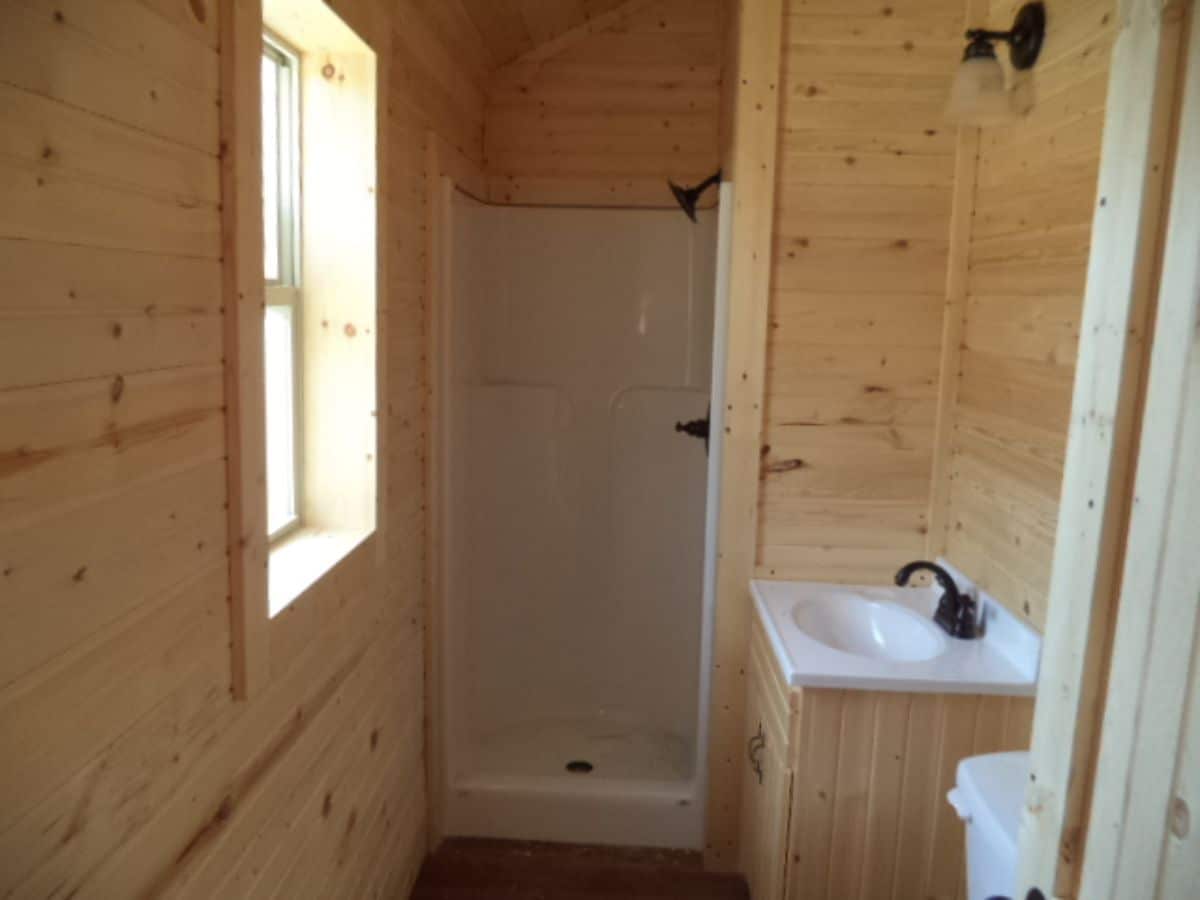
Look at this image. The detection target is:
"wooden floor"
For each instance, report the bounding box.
[410,839,750,900]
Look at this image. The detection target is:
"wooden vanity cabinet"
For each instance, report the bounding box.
[740,619,1035,900]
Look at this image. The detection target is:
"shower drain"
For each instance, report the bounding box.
[565,760,594,774]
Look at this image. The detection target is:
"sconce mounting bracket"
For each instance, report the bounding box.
[965,1,1046,71]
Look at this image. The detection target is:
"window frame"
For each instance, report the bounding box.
[226,0,380,697]
[262,31,304,545]
[263,33,301,288]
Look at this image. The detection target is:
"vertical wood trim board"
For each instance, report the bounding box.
[705,0,785,871]
[1017,0,1188,895]
[373,8,392,578]
[925,118,980,558]
[718,0,740,171]
[423,140,447,853]
[221,0,270,701]
[1080,4,1200,896]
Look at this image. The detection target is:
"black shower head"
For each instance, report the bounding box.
[669,180,697,222]
[667,170,722,222]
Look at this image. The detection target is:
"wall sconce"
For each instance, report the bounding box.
[947,2,1046,125]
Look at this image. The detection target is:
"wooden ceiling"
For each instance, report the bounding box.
[460,0,633,68]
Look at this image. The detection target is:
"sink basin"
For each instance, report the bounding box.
[791,592,946,663]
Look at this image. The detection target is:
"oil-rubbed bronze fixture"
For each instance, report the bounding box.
[895,560,980,640]
[947,1,1046,125]
[667,170,721,222]
[674,406,711,455]
[965,1,1046,70]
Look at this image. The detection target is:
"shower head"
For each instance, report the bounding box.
[668,180,697,222]
[667,170,722,222]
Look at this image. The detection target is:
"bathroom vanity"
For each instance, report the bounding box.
[739,578,1039,900]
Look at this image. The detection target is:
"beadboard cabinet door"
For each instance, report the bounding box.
[740,622,794,900]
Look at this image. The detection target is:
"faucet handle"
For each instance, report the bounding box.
[955,594,981,639]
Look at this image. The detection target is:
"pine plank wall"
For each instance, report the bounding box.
[0,0,485,895]
[483,0,724,207]
[714,0,1116,865]
[757,0,1116,634]
[938,0,1117,630]
[758,0,965,586]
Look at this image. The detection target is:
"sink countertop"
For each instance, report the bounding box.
[751,573,1040,696]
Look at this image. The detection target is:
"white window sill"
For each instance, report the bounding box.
[268,526,370,617]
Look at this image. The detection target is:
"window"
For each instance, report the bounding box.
[254,4,377,623]
[262,34,302,542]
[230,0,378,694]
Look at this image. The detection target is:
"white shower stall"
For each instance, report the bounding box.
[436,188,721,848]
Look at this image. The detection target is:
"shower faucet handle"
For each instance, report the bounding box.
[674,406,711,455]
[674,416,710,441]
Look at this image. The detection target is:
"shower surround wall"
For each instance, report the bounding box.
[443,193,717,847]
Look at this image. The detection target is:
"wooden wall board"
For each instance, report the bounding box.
[0,0,486,894]
[0,238,221,316]
[459,0,641,69]
[289,44,378,538]
[0,460,227,693]
[0,0,220,154]
[483,0,723,208]
[0,365,227,528]
[936,0,1119,630]
[756,0,963,584]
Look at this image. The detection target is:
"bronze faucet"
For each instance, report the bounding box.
[894,560,979,639]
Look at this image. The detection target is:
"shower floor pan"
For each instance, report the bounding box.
[446,717,702,849]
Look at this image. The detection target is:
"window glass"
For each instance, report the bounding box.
[263,35,300,543]
[262,52,280,282]
[264,304,297,536]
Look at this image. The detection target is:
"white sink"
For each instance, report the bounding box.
[752,568,1042,694]
[791,591,946,663]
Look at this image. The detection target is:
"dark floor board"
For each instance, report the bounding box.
[410,838,750,900]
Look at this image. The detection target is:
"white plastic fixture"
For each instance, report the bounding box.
[752,562,1041,694]
[440,193,720,849]
[948,751,1031,900]
[791,592,946,663]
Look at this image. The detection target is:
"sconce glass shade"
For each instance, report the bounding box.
[946,53,1013,125]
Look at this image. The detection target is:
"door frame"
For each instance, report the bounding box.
[1015,1,1194,897]
[1077,4,1200,896]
